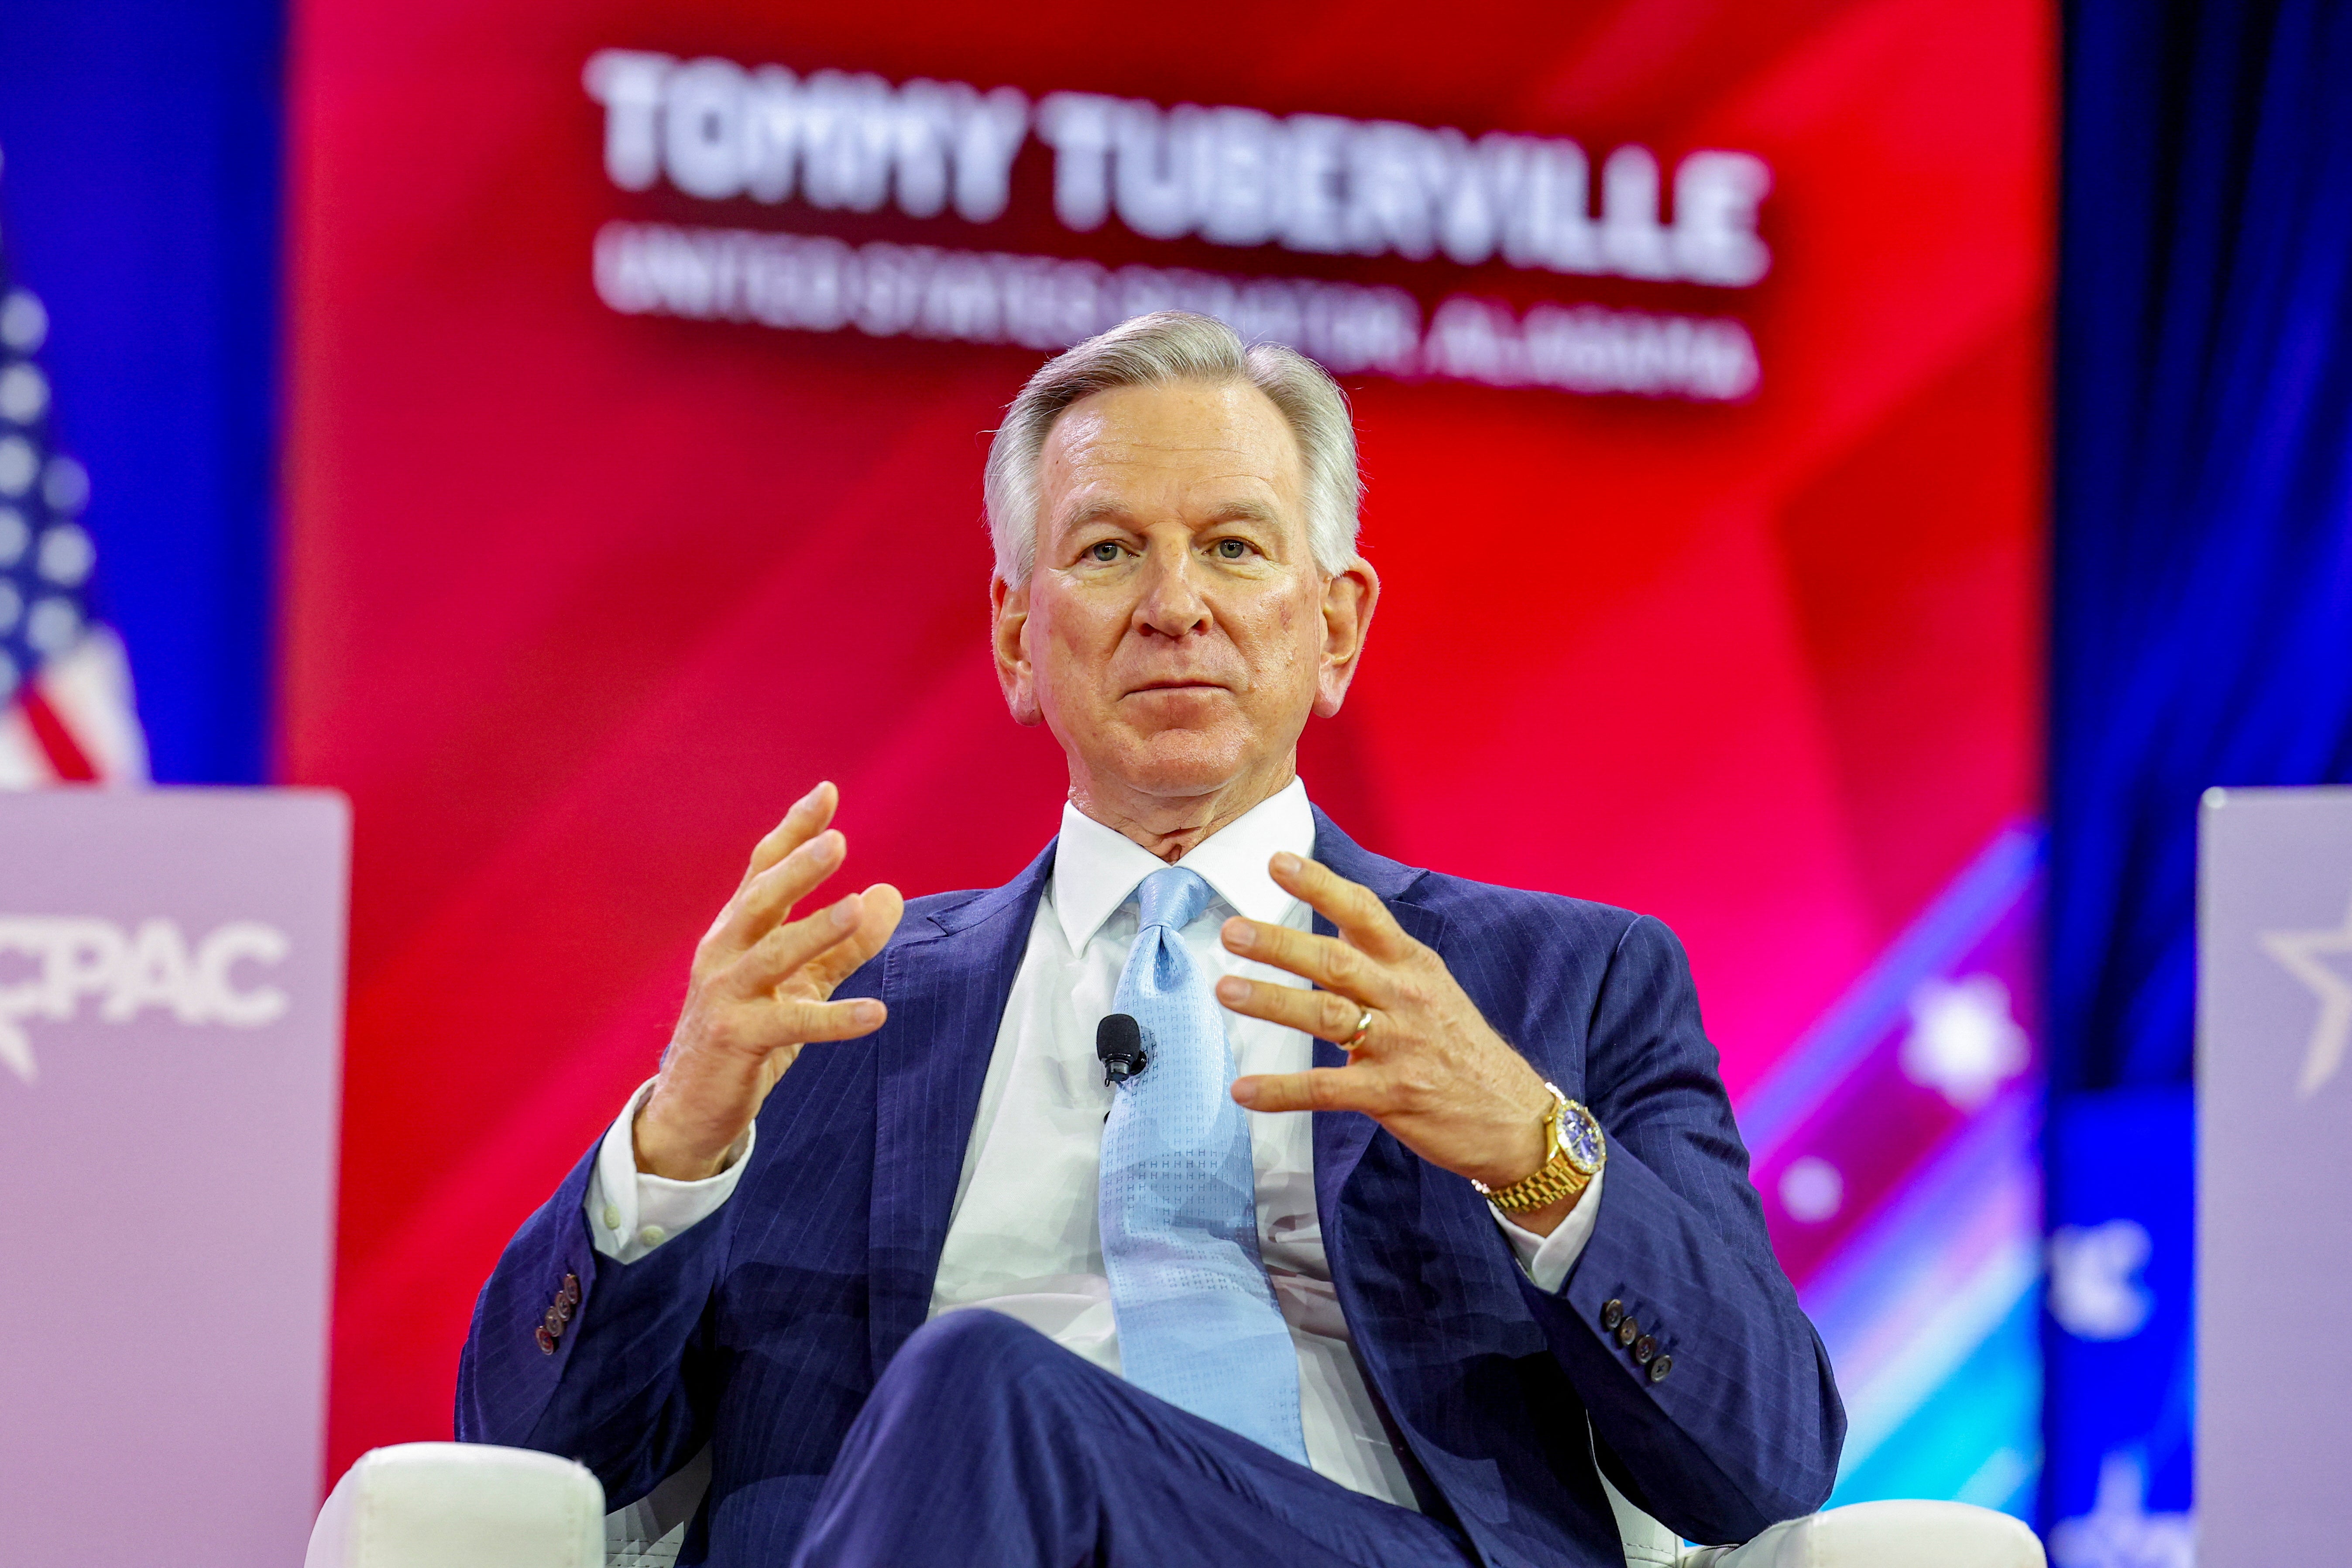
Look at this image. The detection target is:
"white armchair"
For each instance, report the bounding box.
[1594,1446,2046,1567]
[311,1442,2046,1568]
[305,1443,603,1568]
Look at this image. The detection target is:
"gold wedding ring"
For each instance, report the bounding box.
[1343,1006,1374,1050]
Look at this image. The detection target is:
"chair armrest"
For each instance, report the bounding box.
[1685,1499,2046,1568]
[307,1442,604,1568]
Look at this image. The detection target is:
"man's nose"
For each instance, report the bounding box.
[1134,545,1210,638]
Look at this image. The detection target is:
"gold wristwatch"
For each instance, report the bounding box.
[1474,1081,1606,1213]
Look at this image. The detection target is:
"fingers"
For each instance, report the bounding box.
[1215,974,1369,1043]
[1217,854,1418,992]
[701,993,887,1058]
[731,882,905,999]
[1219,917,1395,1002]
[727,889,867,998]
[1230,1067,1378,1113]
[1266,852,1415,961]
[772,994,888,1043]
[714,827,847,957]
[740,781,839,892]
[804,884,905,995]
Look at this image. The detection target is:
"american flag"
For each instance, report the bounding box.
[0,179,148,786]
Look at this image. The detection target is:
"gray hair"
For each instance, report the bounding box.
[983,312,1362,586]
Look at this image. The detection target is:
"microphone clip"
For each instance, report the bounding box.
[1096,1012,1147,1087]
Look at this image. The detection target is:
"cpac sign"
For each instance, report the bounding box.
[585,52,1771,288]
[0,914,291,1084]
[0,789,344,1568]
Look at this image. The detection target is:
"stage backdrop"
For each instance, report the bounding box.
[284,0,2052,1506]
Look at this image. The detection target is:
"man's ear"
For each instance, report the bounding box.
[991,575,1044,726]
[1313,558,1380,719]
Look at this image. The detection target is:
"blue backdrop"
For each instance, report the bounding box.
[2046,0,2352,1541]
[0,0,282,783]
[2051,0,2352,1096]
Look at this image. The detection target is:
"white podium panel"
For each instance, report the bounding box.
[0,789,348,1564]
[2198,786,2352,1562]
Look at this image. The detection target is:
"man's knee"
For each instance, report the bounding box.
[804,1314,1104,1566]
[876,1309,1068,1420]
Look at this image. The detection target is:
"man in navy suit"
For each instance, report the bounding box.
[458,311,1843,1567]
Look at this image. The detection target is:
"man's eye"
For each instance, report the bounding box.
[1214,539,1252,560]
[1088,541,1123,563]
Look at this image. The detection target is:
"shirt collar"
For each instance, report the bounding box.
[1053,776,1315,949]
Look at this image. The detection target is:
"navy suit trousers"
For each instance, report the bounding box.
[793,1311,1478,1568]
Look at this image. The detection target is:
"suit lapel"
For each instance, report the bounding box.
[866,843,1055,1373]
[1307,811,1449,1264]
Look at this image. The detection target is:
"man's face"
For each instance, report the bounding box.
[991,379,1374,811]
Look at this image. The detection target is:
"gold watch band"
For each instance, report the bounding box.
[1476,1084,1598,1213]
[1482,1146,1591,1212]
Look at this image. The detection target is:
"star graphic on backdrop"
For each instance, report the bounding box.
[2259,894,2352,1099]
[2048,1452,2193,1568]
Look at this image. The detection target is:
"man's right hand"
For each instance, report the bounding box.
[634,781,904,1181]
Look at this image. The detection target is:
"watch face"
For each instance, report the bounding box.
[1560,1103,1606,1172]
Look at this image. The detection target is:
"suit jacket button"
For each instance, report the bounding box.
[535,1325,557,1355]
[1616,1317,1639,1348]
[544,1305,567,1336]
[1601,1299,1624,1331]
[1648,1354,1672,1383]
[555,1297,575,1323]
[562,1273,581,1306]
[1633,1335,1656,1363]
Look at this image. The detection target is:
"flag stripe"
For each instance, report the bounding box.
[0,196,147,792]
[19,688,98,781]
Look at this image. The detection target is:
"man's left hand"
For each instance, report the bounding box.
[1217,851,1582,1235]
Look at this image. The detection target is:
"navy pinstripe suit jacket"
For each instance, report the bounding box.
[457,812,1844,1567]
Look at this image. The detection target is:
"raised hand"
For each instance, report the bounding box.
[1215,851,1581,1235]
[634,782,904,1180]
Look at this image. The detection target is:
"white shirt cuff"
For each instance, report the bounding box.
[1490,1162,1605,1294]
[583,1077,755,1263]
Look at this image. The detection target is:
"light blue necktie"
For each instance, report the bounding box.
[1098,865,1309,1464]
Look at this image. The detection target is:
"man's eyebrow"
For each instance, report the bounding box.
[1202,499,1284,527]
[1055,496,1287,530]
[1059,498,1136,531]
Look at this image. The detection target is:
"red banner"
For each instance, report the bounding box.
[285,0,2049,1471]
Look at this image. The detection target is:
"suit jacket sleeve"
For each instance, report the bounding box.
[1518,913,1845,1544]
[455,1140,727,1508]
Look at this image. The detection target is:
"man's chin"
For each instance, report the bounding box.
[1082,725,1270,799]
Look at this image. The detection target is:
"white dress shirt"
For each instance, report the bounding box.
[583,779,1603,1506]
